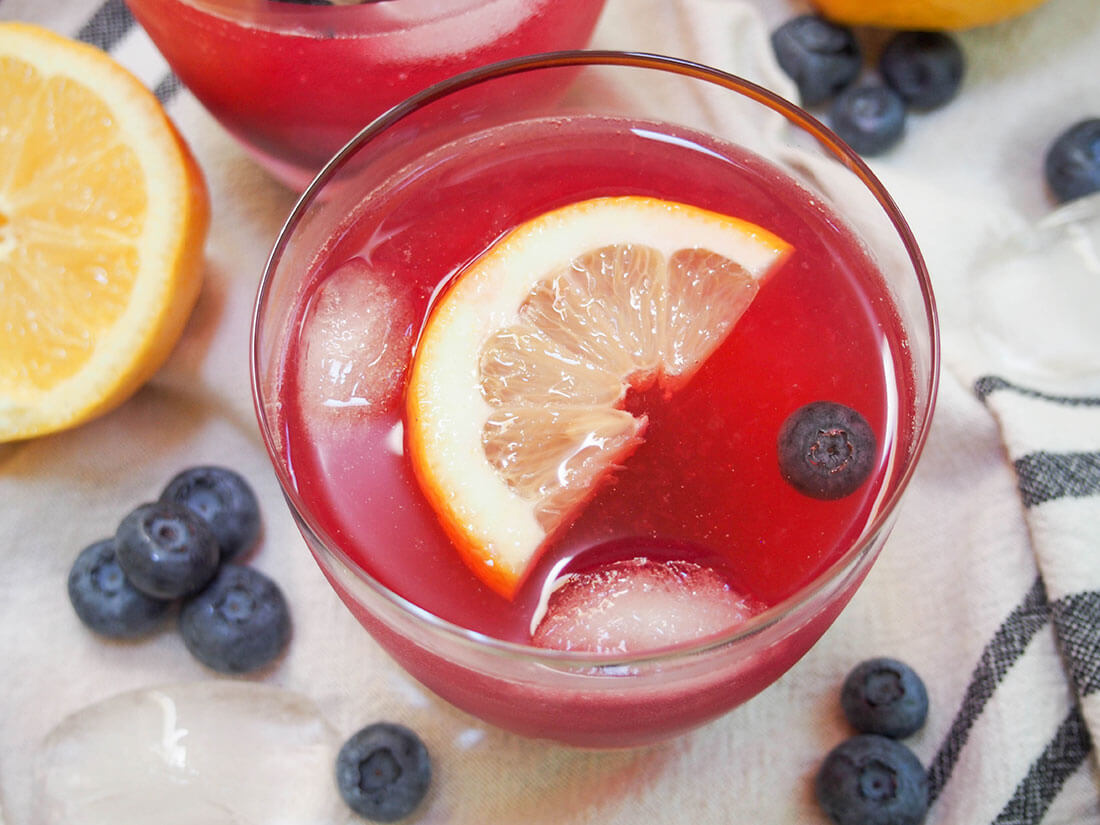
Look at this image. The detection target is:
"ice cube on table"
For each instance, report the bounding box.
[34,682,346,825]
[531,557,762,655]
[298,257,415,419]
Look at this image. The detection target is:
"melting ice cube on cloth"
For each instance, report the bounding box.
[34,682,344,825]
[531,557,762,655]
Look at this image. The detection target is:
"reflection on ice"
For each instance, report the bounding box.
[34,682,345,825]
[298,257,415,421]
[531,557,762,655]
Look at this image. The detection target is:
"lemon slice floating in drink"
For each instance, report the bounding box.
[0,23,208,442]
[406,196,791,599]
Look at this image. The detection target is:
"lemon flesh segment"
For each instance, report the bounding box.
[0,23,208,441]
[407,197,792,599]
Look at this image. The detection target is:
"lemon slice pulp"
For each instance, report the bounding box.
[407,196,791,599]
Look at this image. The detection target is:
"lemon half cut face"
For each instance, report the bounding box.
[0,23,208,442]
[406,196,792,599]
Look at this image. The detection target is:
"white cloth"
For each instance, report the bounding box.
[2,0,1100,823]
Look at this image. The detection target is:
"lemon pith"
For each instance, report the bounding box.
[0,23,209,441]
[406,197,792,599]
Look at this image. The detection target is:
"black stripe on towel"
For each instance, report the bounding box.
[1014,451,1100,507]
[76,0,135,52]
[927,578,1050,804]
[990,706,1092,825]
[153,72,182,105]
[1051,591,1100,697]
[975,375,1100,407]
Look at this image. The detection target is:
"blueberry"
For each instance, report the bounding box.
[179,565,291,673]
[880,31,964,110]
[1044,118,1100,203]
[842,658,929,738]
[771,15,861,107]
[816,735,929,825]
[777,401,877,499]
[161,466,261,562]
[115,501,220,599]
[67,538,173,638]
[336,723,431,822]
[829,84,906,156]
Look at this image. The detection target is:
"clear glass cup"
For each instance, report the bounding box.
[251,51,940,748]
[124,0,607,189]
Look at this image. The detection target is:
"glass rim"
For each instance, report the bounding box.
[250,49,941,670]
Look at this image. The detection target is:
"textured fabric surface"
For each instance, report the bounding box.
[2,0,1099,823]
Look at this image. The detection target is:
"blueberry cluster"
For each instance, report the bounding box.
[67,466,291,674]
[816,658,930,825]
[336,722,432,822]
[771,15,964,156]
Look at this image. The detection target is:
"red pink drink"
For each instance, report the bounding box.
[125,0,607,188]
[252,55,938,747]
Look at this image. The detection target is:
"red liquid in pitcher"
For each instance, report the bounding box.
[126,0,606,186]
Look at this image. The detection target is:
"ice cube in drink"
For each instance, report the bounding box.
[531,555,763,655]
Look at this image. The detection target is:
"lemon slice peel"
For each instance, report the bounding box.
[407,196,791,599]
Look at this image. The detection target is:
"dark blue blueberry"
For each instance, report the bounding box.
[67,538,173,638]
[816,735,929,825]
[842,658,929,738]
[880,31,964,110]
[829,84,906,156]
[179,565,291,673]
[336,723,431,822]
[115,501,220,599]
[778,401,877,499]
[161,466,261,562]
[771,15,861,107]
[1044,119,1100,203]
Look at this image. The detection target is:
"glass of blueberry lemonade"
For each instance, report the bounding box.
[251,51,940,748]
[124,0,608,189]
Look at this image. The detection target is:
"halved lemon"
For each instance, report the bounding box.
[407,197,792,599]
[812,0,1049,29]
[0,23,209,441]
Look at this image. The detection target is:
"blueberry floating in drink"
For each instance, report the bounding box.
[778,401,877,500]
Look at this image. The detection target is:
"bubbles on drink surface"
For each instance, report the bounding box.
[531,556,763,654]
[298,257,415,420]
[35,682,345,824]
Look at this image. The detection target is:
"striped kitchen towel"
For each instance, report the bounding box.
[914,159,1100,821]
[919,368,1100,825]
[976,375,1100,741]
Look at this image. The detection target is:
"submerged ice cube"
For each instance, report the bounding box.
[298,257,415,418]
[34,682,345,825]
[531,557,762,655]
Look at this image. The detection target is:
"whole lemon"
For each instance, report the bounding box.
[810,0,1050,30]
